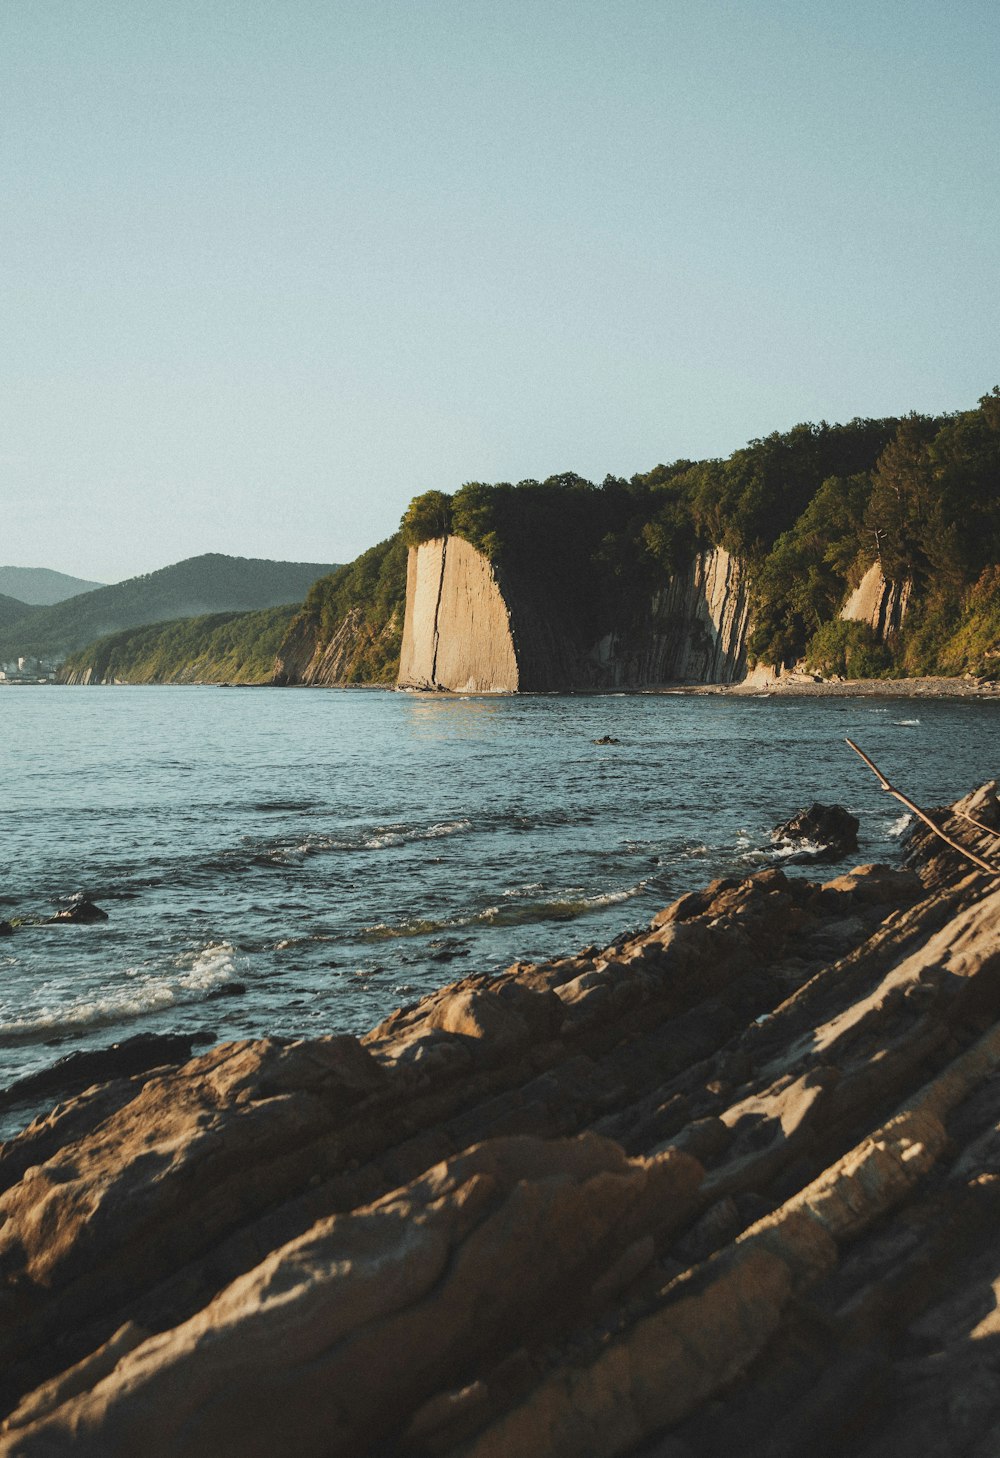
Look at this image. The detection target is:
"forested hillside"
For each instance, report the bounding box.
[0,554,338,661]
[0,592,33,631]
[397,389,1000,678]
[61,390,1000,686]
[275,537,408,684]
[59,605,299,684]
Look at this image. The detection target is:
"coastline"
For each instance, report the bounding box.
[693,672,1000,699]
[3,784,1000,1454]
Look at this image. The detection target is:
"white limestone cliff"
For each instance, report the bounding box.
[840,562,911,639]
[397,538,519,692]
[397,538,752,691]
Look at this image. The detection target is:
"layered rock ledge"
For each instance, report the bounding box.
[3,785,1000,1456]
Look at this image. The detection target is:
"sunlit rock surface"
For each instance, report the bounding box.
[841,561,912,640]
[3,784,1000,1456]
[397,537,751,692]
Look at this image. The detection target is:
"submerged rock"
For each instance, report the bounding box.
[0,1033,195,1114]
[0,921,12,937]
[770,801,860,863]
[2,783,1000,1455]
[48,898,109,924]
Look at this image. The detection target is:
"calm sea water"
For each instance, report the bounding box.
[2,685,998,1121]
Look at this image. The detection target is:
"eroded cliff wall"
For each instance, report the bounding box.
[397,537,519,691]
[398,537,752,691]
[274,607,402,687]
[840,561,912,638]
[586,547,751,687]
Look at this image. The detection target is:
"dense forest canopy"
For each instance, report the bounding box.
[394,391,1000,674]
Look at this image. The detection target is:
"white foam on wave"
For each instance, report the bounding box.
[256,818,473,864]
[0,941,240,1045]
[893,719,920,727]
[362,819,472,851]
[889,812,913,837]
[768,837,827,860]
[361,879,650,941]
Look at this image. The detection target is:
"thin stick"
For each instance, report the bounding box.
[844,738,998,876]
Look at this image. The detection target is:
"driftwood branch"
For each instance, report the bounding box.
[844,738,999,877]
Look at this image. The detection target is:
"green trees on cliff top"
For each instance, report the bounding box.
[63,389,1000,683]
[393,390,1000,675]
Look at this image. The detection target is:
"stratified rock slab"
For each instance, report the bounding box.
[2,785,1000,1456]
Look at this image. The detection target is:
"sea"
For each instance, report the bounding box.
[2,685,998,1133]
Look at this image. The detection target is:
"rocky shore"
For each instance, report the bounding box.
[3,785,1000,1455]
[718,674,1000,698]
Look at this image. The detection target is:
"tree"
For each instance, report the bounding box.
[399,491,453,546]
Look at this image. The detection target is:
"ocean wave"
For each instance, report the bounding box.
[207,817,475,871]
[0,941,239,1046]
[362,819,472,850]
[893,719,921,727]
[360,880,649,941]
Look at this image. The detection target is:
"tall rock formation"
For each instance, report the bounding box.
[397,538,519,692]
[586,547,751,687]
[397,537,751,692]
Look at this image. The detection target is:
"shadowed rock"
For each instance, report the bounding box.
[0,1034,195,1116]
[2,784,1000,1456]
[770,802,860,864]
[48,899,109,924]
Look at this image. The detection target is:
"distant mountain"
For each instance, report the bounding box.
[0,566,105,605]
[0,592,34,631]
[0,554,340,662]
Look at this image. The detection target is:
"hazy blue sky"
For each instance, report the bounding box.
[2,0,998,582]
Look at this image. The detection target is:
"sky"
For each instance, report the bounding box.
[2,0,998,584]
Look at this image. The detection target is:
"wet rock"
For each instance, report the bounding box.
[0,1033,195,1114]
[0,921,12,937]
[3,786,1000,1456]
[770,802,860,864]
[593,735,621,745]
[48,898,108,924]
[206,981,248,999]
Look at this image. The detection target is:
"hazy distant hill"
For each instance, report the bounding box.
[0,592,34,631]
[0,554,340,661]
[0,566,104,605]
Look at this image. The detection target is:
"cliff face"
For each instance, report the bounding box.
[397,538,751,691]
[397,537,520,691]
[840,561,912,638]
[586,547,751,687]
[273,607,403,686]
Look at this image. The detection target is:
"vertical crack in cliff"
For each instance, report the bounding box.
[429,535,448,686]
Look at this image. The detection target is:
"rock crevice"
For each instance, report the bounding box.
[3,785,1000,1455]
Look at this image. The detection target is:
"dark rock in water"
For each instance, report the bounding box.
[49,898,109,924]
[0,1032,194,1113]
[770,802,860,864]
[206,982,247,999]
[0,920,13,936]
[593,735,621,745]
